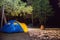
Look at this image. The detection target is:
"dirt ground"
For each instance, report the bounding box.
[0,33,31,40]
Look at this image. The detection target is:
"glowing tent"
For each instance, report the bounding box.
[1,20,28,33]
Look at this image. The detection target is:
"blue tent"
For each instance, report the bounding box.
[1,20,23,33]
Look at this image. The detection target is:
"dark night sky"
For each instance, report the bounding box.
[47,0,60,28]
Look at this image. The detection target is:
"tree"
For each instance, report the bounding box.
[0,0,7,28]
[31,0,54,29]
[21,6,33,18]
[58,0,60,7]
[4,0,26,16]
[0,0,33,27]
[0,0,33,17]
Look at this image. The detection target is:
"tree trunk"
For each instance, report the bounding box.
[39,19,45,30]
[32,13,33,27]
[1,5,7,28]
[40,24,45,30]
[3,13,7,24]
[1,6,4,28]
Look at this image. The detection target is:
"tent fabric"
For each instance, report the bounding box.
[1,20,28,33]
[18,22,28,33]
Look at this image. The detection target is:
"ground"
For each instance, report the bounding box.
[0,33,30,40]
[0,28,60,40]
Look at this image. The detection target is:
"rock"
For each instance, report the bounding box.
[29,29,60,40]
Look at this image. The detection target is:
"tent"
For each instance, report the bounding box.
[1,20,28,33]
